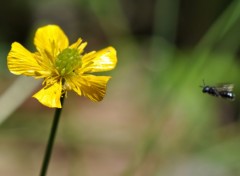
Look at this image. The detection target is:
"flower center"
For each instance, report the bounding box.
[55,48,82,76]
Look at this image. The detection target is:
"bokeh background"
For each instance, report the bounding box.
[0,0,240,175]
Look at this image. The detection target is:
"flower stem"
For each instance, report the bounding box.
[40,94,65,176]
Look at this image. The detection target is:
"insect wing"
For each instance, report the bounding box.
[214,84,234,92]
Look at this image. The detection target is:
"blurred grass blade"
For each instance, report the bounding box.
[0,77,41,124]
[195,0,240,52]
[151,0,180,59]
[85,0,135,44]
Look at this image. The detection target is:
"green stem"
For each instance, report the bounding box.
[40,94,65,176]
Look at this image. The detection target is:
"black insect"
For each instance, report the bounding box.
[200,80,235,100]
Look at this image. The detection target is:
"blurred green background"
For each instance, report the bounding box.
[1,0,240,175]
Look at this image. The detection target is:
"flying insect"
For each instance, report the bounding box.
[200,80,235,100]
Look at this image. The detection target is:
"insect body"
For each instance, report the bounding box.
[201,81,235,100]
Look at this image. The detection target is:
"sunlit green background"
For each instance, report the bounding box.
[0,0,240,175]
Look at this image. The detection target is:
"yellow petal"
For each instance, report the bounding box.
[33,81,63,108]
[67,75,111,102]
[80,47,117,73]
[34,25,69,62]
[7,42,50,77]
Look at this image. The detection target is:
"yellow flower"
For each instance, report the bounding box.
[7,25,117,108]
